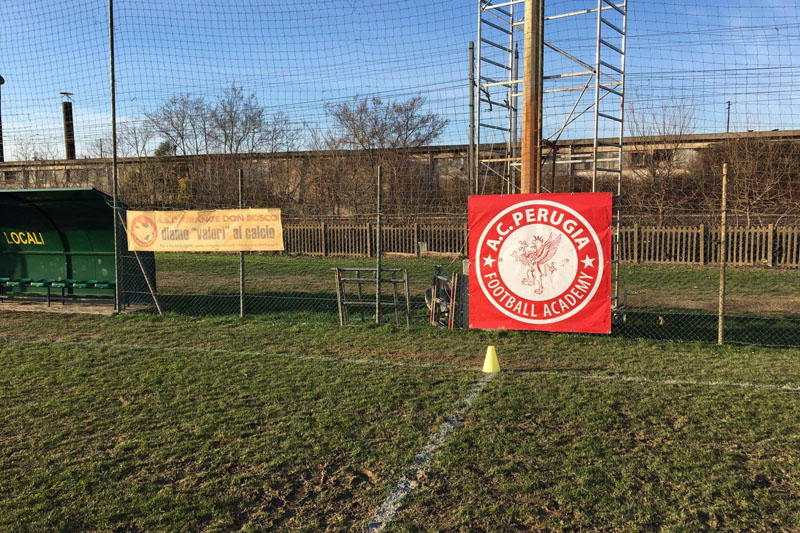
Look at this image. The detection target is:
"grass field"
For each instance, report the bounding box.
[2,311,800,530]
[139,253,800,346]
[151,254,800,318]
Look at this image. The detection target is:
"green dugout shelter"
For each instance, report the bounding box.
[0,187,155,304]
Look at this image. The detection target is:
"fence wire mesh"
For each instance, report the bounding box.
[2,1,800,347]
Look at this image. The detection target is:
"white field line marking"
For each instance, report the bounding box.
[524,369,800,393]
[0,337,471,374]
[365,373,496,533]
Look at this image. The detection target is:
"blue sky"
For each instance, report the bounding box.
[1,0,799,159]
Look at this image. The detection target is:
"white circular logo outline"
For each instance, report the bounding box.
[476,199,605,324]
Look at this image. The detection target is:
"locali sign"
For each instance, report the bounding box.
[469,193,611,334]
[127,209,284,252]
[2,231,46,246]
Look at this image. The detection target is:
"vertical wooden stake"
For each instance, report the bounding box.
[699,223,705,265]
[238,169,245,318]
[768,223,774,267]
[403,268,411,327]
[321,222,327,256]
[376,166,382,324]
[356,269,365,322]
[718,163,728,345]
[334,268,344,327]
[367,222,373,258]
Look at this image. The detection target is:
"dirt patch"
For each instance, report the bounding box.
[628,290,800,315]
[0,299,116,315]
[0,299,152,316]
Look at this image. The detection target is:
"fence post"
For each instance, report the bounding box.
[238,169,245,318]
[376,166,383,324]
[367,223,373,258]
[321,222,327,257]
[699,224,705,265]
[768,223,774,267]
[633,223,639,264]
[414,223,420,256]
[718,164,728,345]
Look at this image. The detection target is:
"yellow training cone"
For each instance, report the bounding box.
[482,345,500,373]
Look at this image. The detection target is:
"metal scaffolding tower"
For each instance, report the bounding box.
[472,0,628,310]
[474,0,521,195]
[591,0,628,312]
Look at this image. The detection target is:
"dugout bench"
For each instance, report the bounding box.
[0,187,154,308]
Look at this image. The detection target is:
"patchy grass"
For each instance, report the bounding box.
[622,264,800,315]
[2,311,800,530]
[1,311,799,384]
[0,326,474,531]
[392,373,800,531]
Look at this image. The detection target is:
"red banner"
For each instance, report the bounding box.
[469,193,612,334]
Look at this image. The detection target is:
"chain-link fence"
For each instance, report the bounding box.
[112,179,800,347]
[115,166,470,324]
[2,1,800,347]
[614,215,800,347]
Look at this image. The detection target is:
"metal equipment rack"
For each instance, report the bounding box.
[333,267,411,327]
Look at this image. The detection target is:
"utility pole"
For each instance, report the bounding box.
[521,0,543,194]
[726,101,731,134]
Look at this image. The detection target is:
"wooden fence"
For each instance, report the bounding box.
[283,222,467,257]
[620,224,800,267]
[282,221,800,268]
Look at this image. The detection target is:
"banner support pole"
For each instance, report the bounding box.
[239,169,245,318]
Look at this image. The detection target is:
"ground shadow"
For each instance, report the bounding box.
[122,289,430,320]
[119,289,800,347]
[616,308,800,347]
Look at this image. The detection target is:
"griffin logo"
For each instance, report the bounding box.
[475,199,604,325]
[511,233,562,295]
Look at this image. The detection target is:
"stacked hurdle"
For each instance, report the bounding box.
[428,266,465,330]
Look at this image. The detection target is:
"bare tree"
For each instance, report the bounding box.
[119,140,183,207]
[626,103,696,224]
[323,95,448,217]
[12,139,60,187]
[119,121,155,158]
[304,129,374,217]
[211,85,300,154]
[325,95,447,151]
[146,94,212,156]
[261,112,302,153]
[14,139,58,162]
[82,136,113,159]
[692,138,800,225]
[199,86,304,207]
